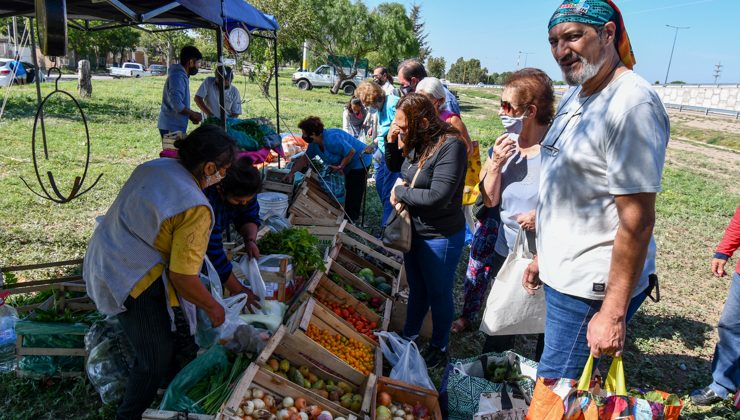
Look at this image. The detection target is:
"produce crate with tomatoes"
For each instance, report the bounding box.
[217,363,359,420]
[372,376,443,420]
[255,326,376,418]
[284,265,393,333]
[285,298,382,381]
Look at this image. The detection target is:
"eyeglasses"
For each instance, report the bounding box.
[500,100,524,114]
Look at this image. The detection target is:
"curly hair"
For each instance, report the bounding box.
[355,81,385,107]
[297,116,325,136]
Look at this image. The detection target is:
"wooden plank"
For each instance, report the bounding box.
[143,409,214,420]
[1,275,83,291]
[339,234,401,271]
[342,223,403,258]
[17,347,87,357]
[290,217,342,227]
[1,259,83,273]
[329,261,387,300]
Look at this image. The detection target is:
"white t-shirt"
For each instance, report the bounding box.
[495,151,541,257]
[536,70,669,300]
[195,77,242,117]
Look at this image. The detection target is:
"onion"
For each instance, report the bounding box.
[298,413,309,420]
[307,405,322,418]
[252,398,266,410]
[243,400,255,415]
[252,389,265,400]
[263,395,276,409]
[316,411,333,420]
[293,397,306,410]
[282,396,294,408]
[277,409,291,420]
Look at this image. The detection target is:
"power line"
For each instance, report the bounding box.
[713,62,722,84]
[664,25,690,85]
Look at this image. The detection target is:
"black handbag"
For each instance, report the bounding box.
[381,166,422,253]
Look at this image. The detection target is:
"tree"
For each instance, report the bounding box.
[446,57,485,85]
[426,56,446,79]
[139,27,193,66]
[409,3,430,61]
[247,0,316,96]
[304,0,418,94]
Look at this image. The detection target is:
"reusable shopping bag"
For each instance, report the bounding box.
[480,228,545,335]
[439,351,538,420]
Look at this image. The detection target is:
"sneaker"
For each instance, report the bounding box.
[422,345,448,369]
[690,387,724,406]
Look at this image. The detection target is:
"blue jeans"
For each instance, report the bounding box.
[709,271,740,398]
[537,284,648,379]
[374,151,400,227]
[403,229,465,349]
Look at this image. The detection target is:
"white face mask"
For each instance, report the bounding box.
[499,114,526,141]
[205,169,224,187]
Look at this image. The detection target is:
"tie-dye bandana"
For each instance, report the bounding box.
[548,0,636,69]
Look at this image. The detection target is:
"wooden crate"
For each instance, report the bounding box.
[328,244,398,301]
[389,289,433,339]
[14,320,89,378]
[371,376,443,420]
[262,166,297,202]
[217,363,360,420]
[306,269,392,332]
[255,326,376,417]
[288,171,345,226]
[285,298,383,382]
[143,409,213,420]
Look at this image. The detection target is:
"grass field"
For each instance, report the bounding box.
[1,72,739,418]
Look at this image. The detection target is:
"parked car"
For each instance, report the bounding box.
[0,59,45,87]
[291,64,366,95]
[149,64,167,76]
[110,62,151,78]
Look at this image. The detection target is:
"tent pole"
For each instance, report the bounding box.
[28,17,47,147]
[216,25,226,126]
[273,31,280,168]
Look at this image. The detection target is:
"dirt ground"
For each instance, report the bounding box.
[669,109,740,135]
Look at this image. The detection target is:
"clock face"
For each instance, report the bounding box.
[228,28,250,53]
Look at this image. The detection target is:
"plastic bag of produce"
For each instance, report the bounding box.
[15,320,88,377]
[0,292,18,373]
[84,318,135,404]
[376,331,436,390]
[201,257,249,342]
[159,344,229,413]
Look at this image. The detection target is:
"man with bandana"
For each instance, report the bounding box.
[523,0,670,382]
[157,46,203,138]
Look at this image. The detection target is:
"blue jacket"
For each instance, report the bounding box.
[203,186,261,283]
[307,128,372,171]
[376,94,400,154]
[157,64,190,133]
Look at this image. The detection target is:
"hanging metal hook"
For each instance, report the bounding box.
[20,58,103,204]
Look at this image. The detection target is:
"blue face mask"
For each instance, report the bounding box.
[499,114,526,141]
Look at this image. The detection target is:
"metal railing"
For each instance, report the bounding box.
[664,102,740,119]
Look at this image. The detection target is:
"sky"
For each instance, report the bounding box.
[363,0,740,84]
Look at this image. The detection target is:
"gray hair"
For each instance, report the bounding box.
[415,77,446,102]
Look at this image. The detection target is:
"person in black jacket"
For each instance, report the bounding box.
[386,93,468,368]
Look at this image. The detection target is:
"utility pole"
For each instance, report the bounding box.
[713,62,722,84]
[301,40,308,72]
[664,25,689,85]
[517,51,533,68]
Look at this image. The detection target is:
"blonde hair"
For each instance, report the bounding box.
[355,81,385,107]
[415,77,446,102]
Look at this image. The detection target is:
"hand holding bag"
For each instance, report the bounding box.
[382,165,422,253]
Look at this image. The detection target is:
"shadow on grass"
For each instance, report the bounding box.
[459,103,484,113]
[0,94,157,122]
[629,312,713,349]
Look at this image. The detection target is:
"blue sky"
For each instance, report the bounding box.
[364,0,739,84]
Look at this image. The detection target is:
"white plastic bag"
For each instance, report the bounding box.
[376,331,436,390]
[480,228,545,336]
[202,257,248,341]
[237,256,267,301]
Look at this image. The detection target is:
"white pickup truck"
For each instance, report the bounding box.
[110,62,151,78]
[291,64,366,95]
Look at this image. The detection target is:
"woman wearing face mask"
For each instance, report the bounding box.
[451,70,554,355]
[284,116,372,222]
[83,124,236,419]
[203,156,263,313]
[342,97,369,140]
[355,80,401,226]
[415,77,474,156]
[386,93,468,368]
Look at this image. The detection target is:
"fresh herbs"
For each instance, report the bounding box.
[257,228,324,278]
[187,353,252,414]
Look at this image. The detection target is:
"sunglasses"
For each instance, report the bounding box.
[500,100,519,114]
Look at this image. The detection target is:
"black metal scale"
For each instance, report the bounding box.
[21,0,102,203]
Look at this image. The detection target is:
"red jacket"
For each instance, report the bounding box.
[715,205,740,274]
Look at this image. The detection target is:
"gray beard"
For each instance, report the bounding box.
[563,53,606,86]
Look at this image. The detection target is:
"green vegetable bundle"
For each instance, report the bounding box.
[257,228,324,278]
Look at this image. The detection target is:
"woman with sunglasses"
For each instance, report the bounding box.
[284,116,372,222]
[84,124,236,419]
[451,69,554,356]
[386,93,468,368]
